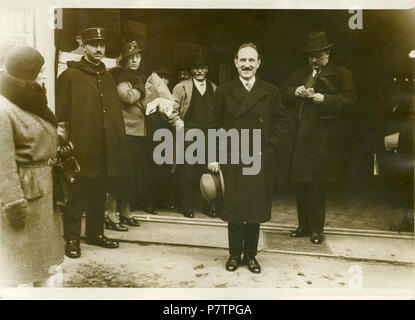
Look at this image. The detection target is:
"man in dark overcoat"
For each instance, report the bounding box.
[55,27,128,258]
[208,43,287,273]
[282,32,357,244]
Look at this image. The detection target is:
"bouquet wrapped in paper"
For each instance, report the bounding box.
[142,72,174,117]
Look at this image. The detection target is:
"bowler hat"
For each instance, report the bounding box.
[301,31,333,52]
[200,170,225,206]
[4,45,45,81]
[190,52,209,67]
[81,27,105,43]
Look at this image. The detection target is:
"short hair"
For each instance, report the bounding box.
[234,43,261,60]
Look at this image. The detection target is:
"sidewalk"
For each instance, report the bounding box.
[101,212,415,265]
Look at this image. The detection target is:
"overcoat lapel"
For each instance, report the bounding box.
[180,78,193,118]
[230,78,270,119]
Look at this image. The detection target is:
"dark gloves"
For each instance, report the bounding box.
[4,201,29,230]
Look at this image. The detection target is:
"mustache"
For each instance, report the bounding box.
[241,67,253,71]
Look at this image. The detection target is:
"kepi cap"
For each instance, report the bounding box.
[81,27,105,43]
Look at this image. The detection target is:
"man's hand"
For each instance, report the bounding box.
[295,86,315,98]
[207,162,220,173]
[312,93,324,104]
[295,85,306,97]
[175,119,184,129]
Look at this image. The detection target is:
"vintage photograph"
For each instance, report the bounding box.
[0,1,414,299]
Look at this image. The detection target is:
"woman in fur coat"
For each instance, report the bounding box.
[0,46,64,286]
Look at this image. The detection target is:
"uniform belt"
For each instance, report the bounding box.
[16,159,56,168]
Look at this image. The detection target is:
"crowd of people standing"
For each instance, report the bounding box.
[0,26,413,286]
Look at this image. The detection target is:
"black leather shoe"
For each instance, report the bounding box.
[290,228,310,238]
[204,207,217,218]
[310,233,323,244]
[144,207,158,215]
[65,240,81,258]
[86,235,119,248]
[243,256,261,274]
[105,217,128,232]
[225,255,241,272]
[120,215,141,227]
[183,209,195,218]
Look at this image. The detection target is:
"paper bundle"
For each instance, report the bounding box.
[146,97,174,117]
[384,132,400,151]
[142,72,175,117]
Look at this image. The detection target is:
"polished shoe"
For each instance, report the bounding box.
[243,256,261,274]
[290,228,310,238]
[310,233,323,244]
[104,217,128,232]
[202,206,217,218]
[144,207,158,215]
[208,209,217,218]
[183,209,195,218]
[225,255,241,272]
[120,215,141,227]
[65,240,81,258]
[86,235,119,248]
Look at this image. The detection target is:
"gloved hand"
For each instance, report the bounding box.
[5,204,29,230]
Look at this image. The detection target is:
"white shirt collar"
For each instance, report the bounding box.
[193,78,206,94]
[193,78,206,87]
[239,76,256,89]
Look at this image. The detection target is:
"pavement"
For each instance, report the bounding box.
[54,242,415,299]
[2,212,413,299]
[103,213,415,265]
[42,212,413,298]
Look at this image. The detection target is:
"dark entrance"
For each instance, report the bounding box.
[56,8,415,232]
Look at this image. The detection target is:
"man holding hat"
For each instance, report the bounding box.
[56,27,128,258]
[170,53,217,218]
[208,43,287,274]
[282,31,357,244]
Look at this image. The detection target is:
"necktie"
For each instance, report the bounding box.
[245,81,252,92]
[198,82,205,95]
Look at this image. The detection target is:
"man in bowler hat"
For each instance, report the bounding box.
[282,31,357,244]
[208,43,287,273]
[56,27,128,258]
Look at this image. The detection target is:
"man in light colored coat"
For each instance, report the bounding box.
[170,54,217,218]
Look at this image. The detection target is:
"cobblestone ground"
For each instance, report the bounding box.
[61,242,415,295]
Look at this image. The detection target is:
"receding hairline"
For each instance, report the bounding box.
[235,43,261,60]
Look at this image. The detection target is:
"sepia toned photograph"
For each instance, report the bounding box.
[0,0,414,301]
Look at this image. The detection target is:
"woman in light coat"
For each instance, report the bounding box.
[0,46,64,286]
